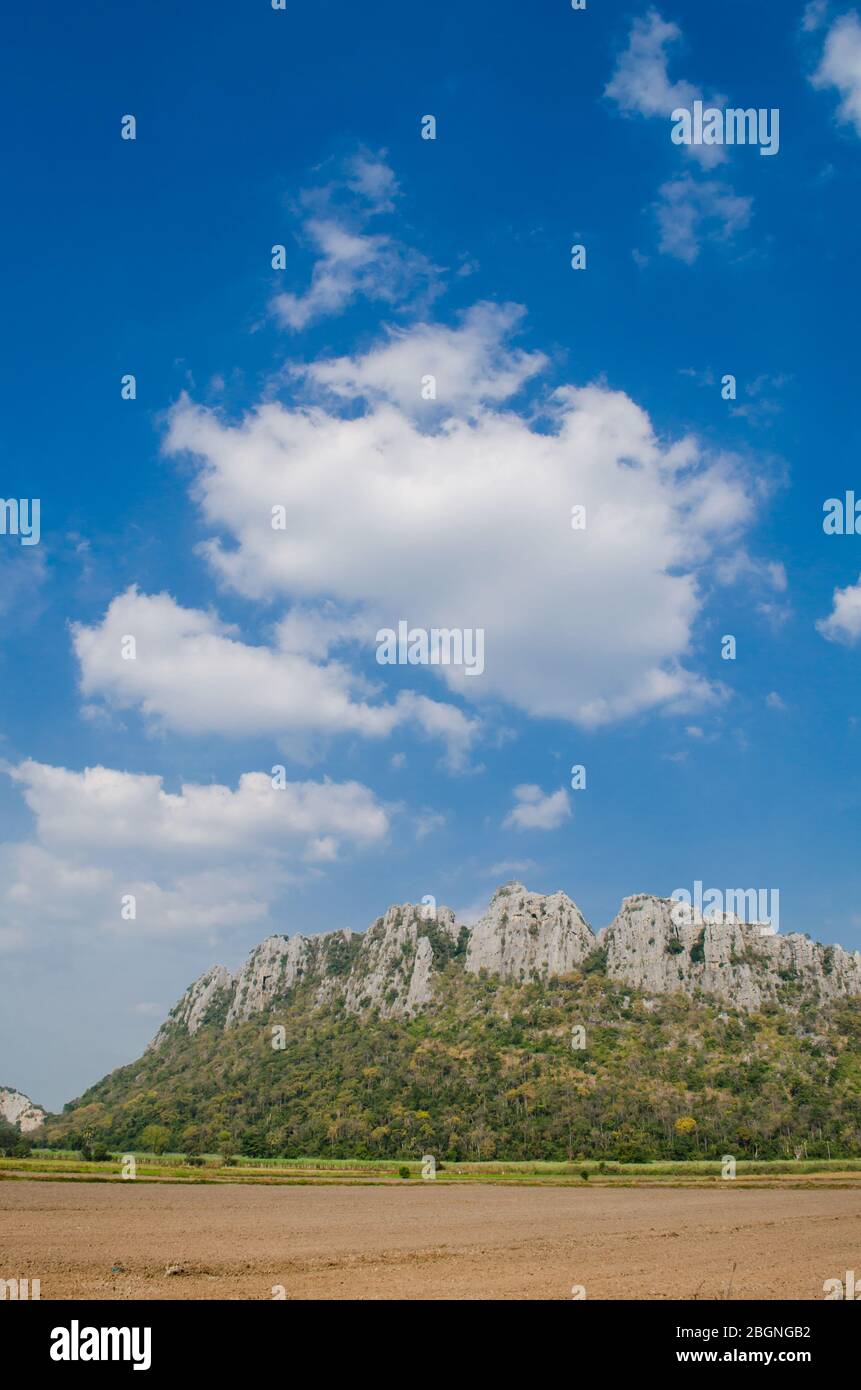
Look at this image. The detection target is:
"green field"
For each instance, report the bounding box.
[3,1151,861,1187]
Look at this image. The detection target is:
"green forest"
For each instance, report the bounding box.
[44,956,861,1163]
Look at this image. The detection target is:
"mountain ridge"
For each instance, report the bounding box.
[152,881,861,1050]
[44,882,861,1161]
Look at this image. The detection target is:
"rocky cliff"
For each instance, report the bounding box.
[150,882,861,1049]
[0,1086,47,1133]
[600,894,861,1012]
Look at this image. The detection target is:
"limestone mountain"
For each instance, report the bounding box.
[0,1086,47,1134]
[46,883,861,1162]
[152,882,861,1049]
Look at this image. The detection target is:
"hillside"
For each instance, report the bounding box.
[46,884,861,1161]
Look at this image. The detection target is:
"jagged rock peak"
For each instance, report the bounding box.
[490,879,527,900]
[467,882,594,980]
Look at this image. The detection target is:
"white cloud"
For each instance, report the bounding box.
[713,553,787,591]
[0,759,390,949]
[72,587,478,771]
[817,573,861,644]
[765,691,788,711]
[607,14,755,260]
[344,150,399,213]
[766,561,788,592]
[812,12,861,135]
[654,177,753,262]
[503,785,571,832]
[9,758,389,858]
[606,9,727,167]
[270,152,440,330]
[163,305,766,731]
[293,302,547,417]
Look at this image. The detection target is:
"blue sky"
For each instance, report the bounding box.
[2,0,861,1110]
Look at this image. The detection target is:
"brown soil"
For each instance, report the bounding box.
[1,1180,857,1300]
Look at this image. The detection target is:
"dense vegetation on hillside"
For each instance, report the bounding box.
[45,958,861,1162]
[0,1117,31,1156]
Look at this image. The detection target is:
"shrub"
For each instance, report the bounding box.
[690,929,706,964]
[582,946,608,975]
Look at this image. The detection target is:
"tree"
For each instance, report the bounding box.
[0,1119,21,1155]
[180,1125,202,1156]
[139,1124,171,1154]
[217,1130,236,1164]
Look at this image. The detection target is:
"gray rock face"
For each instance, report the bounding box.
[0,1086,46,1133]
[341,903,460,1017]
[465,883,593,980]
[148,964,234,1049]
[601,894,861,1011]
[226,934,313,1027]
[151,883,861,1045]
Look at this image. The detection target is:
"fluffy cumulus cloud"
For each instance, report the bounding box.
[811,11,861,135]
[817,573,861,644]
[605,9,727,168]
[503,785,571,832]
[163,304,762,730]
[292,302,547,417]
[72,587,478,771]
[0,759,390,950]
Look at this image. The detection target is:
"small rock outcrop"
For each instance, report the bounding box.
[0,1086,47,1133]
[148,964,234,1050]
